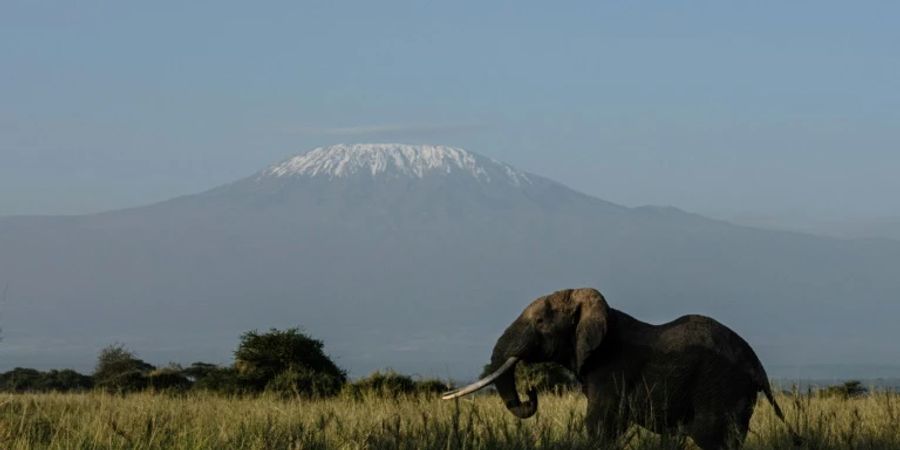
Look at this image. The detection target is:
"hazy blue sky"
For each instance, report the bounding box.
[2,1,898,224]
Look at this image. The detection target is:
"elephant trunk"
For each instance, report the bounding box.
[492,359,538,418]
[441,320,539,419]
[490,322,538,418]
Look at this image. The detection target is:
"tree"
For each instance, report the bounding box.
[93,344,155,392]
[233,328,346,394]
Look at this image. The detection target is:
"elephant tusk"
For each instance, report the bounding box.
[441,357,519,400]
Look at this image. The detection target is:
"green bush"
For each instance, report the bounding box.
[344,370,450,399]
[147,367,192,392]
[93,344,155,393]
[40,369,94,392]
[101,370,149,392]
[192,367,245,395]
[265,367,344,399]
[0,368,93,393]
[820,380,868,399]
[0,367,43,392]
[415,378,450,395]
[345,370,416,398]
[181,362,219,382]
[233,328,346,393]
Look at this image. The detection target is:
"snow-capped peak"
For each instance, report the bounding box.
[262,143,531,185]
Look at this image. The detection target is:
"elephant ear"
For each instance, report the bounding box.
[574,288,610,374]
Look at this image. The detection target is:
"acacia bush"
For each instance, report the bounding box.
[191,366,245,394]
[233,328,346,396]
[343,370,450,399]
[180,362,219,382]
[93,344,156,393]
[146,366,192,392]
[265,366,344,398]
[820,380,868,399]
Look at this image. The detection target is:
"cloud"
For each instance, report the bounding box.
[287,123,488,137]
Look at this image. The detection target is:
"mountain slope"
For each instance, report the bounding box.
[1,144,898,378]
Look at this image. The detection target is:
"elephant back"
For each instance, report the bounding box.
[658,314,770,387]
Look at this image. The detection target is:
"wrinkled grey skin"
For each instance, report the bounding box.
[488,288,788,450]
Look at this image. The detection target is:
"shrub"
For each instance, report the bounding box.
[147,367,192,392]
[93,344,155,393]
[265,367,344,399]
[101,370,149,392]
[0,368,94,393]
[38,369,94,392]
[0,367,43,392]
[192,367,245,395]
[821,380,868,399]
[345,370,416,399]
[181,362,220,382]
[416,378,450,395]
[344,371,449,399]
[233,328,346,392]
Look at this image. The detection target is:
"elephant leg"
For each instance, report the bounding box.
[726,396,754,448]
[687,412,729,450]
[586,399,628,445]
[689,406,752,450]
[585,400,602,437]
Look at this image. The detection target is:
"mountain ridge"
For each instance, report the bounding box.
[257,143,532,185]
[1,144,898,379]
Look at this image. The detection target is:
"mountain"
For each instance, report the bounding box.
[1,144,899,378]
[720,212,900,242]
[845,217,900,241]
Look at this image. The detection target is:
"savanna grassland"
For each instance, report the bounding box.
[0,390,898,450]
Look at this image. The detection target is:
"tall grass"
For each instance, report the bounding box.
[0,390,897,449]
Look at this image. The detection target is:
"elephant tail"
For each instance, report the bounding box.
[743,342,803,446]
[761,383,804,447]
[761,383,786,421]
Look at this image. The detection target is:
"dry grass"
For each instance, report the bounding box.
[0,390,897,449]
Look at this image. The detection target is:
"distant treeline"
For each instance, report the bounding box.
[0,327,879,399]
[0,328,451,398]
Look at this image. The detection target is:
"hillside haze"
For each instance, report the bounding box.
[1,144,899,378]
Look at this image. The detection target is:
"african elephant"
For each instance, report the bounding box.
[443,288,798,449]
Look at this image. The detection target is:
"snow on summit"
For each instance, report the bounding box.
[263,143,531,185]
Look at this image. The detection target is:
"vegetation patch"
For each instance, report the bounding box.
[0,390,897,449]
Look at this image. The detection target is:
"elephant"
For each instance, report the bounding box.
[443,288,799,449]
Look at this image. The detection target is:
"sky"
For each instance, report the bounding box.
[2,1,899,229]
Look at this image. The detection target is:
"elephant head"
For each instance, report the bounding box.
[443,288,610,418]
